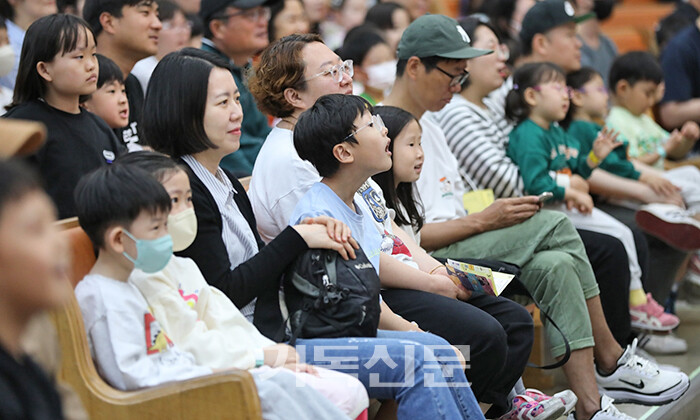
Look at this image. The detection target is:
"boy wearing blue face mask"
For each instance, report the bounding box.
[73,163,213,390]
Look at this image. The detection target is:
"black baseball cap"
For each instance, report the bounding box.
[520,0,594,48]
[199,0,278,22]
[397,14,492,60]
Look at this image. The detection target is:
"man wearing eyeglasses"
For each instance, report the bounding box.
[199,0,278,176]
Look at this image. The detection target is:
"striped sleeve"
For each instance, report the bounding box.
[433,99,524,198]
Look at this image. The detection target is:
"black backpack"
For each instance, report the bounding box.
[283,247,381,345]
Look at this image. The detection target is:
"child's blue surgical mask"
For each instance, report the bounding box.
[122,230,173,273]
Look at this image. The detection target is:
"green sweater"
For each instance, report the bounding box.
[567,120,641,180]
[507,119,593,200]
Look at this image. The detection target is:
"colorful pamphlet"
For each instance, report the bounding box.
[445,259,515,296]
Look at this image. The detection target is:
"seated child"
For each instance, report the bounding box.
[566,67,700,309]
[505,62,680,332]
[604,52,700,250]
[73,163,359,419]
[80,54,132,148]
[606,52,700,170]
[0,159,72,419]
[289,93,511,420]
[118,151,369,420]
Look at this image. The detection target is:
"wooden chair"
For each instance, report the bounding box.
[51,224,263,420]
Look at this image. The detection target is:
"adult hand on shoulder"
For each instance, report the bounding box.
[293,219,359,260]
[569,174,590,193]
[474,196,540,231]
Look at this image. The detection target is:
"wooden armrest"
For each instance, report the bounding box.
[51,294,262,419]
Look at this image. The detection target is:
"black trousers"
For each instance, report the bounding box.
[577,229,633,347]
[380,288,534,416]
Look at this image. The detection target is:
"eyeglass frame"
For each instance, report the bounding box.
[214,6,271,22]
[435,66,470,87]
[532,83,574,97]
[342,114,386,142]
[305,59,354,83]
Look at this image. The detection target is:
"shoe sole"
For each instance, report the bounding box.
[635,211,700,251]
[599,377,690,406]
[533,404,566,420]
[630,320,678,332]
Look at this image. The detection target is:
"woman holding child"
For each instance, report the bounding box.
[141,47,485,420]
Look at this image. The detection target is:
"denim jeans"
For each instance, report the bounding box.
[295,330,484,420]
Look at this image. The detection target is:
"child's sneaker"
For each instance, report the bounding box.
[638,332,688,355]
[635,204,700,251]
[566,395,636,420]
[595,338,689,405]
[630,294,680,331]
[497,391,565,420]
[524,388,577,415]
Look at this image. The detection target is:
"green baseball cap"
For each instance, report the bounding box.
[396,14,492,60]
[520,0,594,48]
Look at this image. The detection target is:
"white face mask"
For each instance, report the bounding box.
[365,60,397,92]
[0,45,15,78]
[167,207,197,252]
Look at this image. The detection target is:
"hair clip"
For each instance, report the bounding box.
[512,84,519,91]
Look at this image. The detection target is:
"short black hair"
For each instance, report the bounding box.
[505,61,565,123]
[83,0,154,37]
[143,48,232,158]
[10,14,95,110]
[371,105,424,231]
[365,1,405,30]
[0,160,44,220]
[116,150,186,183]
[608,51,663,92]
[156,0,181,21]
[339,24,387,67]
[80,54,124,103]
[396,55,461,78]
[294,94,371,177]
[74,163,171,249]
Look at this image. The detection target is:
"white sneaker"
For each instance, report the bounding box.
[567,395,636,420]
[634,347,681,372]
[595,339,690,405]
[638,332,688,355]
[635,204,700,251]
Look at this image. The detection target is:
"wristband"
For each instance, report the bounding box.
[657,145,667,159]
[254,348,265,368]
[429,264,444,274]
[587,150,600,165]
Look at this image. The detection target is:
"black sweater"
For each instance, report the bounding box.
[176,161,307,338]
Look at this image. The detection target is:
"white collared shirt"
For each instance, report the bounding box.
[182,155,259,320]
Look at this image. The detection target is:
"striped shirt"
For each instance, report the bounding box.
[182,155,259,320]
[431,94,524,198]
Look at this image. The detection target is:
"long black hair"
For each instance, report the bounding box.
[9,14,95,110]
[371,105,424,231]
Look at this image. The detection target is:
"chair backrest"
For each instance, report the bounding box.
[62,226,97,288]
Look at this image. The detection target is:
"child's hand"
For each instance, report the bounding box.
[429,273,467,300]
[639,172,681,197]
[283,362,319,376]
[570,174,590,193]
[591,127,622,163]
[665,129,684,154]
[565,188,594,214]
[681,121,700,141]
[263,344,299,368]
[294,219,360,260]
